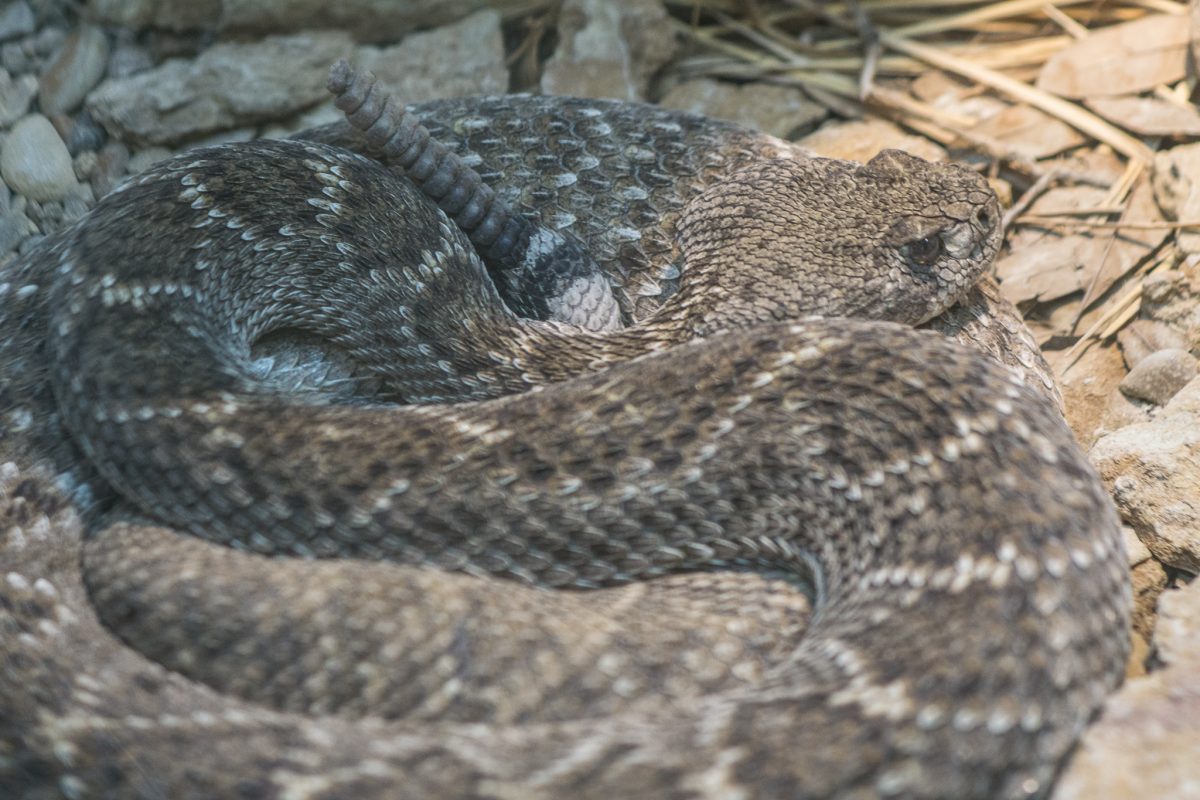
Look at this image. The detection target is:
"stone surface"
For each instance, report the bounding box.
[1119,348,1199,404]
[1152,142,1200,255]
[1053,578,1200,800]
[39,24,110,115]
[0,2,35,42]
[87,0,528,42]
[0,68,37,126]
[90,140,128,198]
[799,117,948,163]
[87,31,354,145]
[541,0,677,101]
[1141,264,1200,351]
[1091,410,1200,573]
[1117,318,1191,369]
[0,200,34,256]
[0,113,78,201]
[658,79,826,139]
[358,9,507,102]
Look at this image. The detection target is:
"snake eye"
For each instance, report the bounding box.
[906,235,943,266]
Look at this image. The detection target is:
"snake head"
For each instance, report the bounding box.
[675,149,1002,332]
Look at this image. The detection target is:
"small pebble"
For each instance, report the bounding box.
[40,25,110,115]
[0,201,33,256]
[126,146,173,176]
[91,140,128,198]
[1,41,26,73]
[0,67,37,126]
[0,2,35,43]
[0,113,78,201]
[63,108,106,154]
[1119,348,1200,405]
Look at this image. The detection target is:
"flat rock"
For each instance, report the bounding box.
[358,9,506,102]
[39,24,110,115]
[1119,348,1199,404]
[87,31,354,145]
[541,0,677,101]
[1091,411,1200,573]
[658,79,826,140]
[1,114,78,201]
[1053,578,1200,799]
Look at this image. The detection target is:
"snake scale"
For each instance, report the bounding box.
[0,62,1129,799]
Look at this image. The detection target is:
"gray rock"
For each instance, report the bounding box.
[541,0,678,101]
[1165,375,1200,415]
[126,146,173,176]
[0,113,77,201]
[358,9,507,103]
[39,25,110,115]
[1117,318,1190,369]
[89,0,524,43]
[63,108,106,155]
[106,41,153,80]
[1091,410,1200,573]
[90,140,128,198]
[0,67,37,126]
[87,31,354,145]
[1119,348,1199,405]
[658,79,827,140]
[0,201,33,256]
[1,41,27,74]
[0,2,34,43]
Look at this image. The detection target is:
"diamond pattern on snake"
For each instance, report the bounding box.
[0,61,1129,799]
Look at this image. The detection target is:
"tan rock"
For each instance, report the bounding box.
[1091,411,1200,572]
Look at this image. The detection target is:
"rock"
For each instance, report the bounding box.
[1165,375,1200,414]
[1141,266,1200,351]
[1152,142,1200,255]
[87,31,354,145]
[658,79,826,139]
[541,0,677,101]
[1117,319,1190,369]
[0,114,78,201]
[0,2,34,43]
[90,140,128,198]
[88,0,523,43]
[799,118,948,163]
[358,9,507,102]
[39,24,110,115]
[0,67,37,126]
[62,108,106,155]
[0,200,34,256]
[106,41,153,80]
[1091,411,1200,572]
[1053,578,1200,800]
[126,146,173,176]
[1119,348,1199,404]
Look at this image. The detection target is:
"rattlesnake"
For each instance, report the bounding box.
[0,63,1128,799]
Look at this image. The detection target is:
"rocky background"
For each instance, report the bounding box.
[0,0,1197,794]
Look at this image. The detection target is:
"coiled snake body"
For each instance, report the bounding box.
[0,64,1129,798]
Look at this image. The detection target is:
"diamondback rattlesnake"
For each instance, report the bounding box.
[0,63,1127,799]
